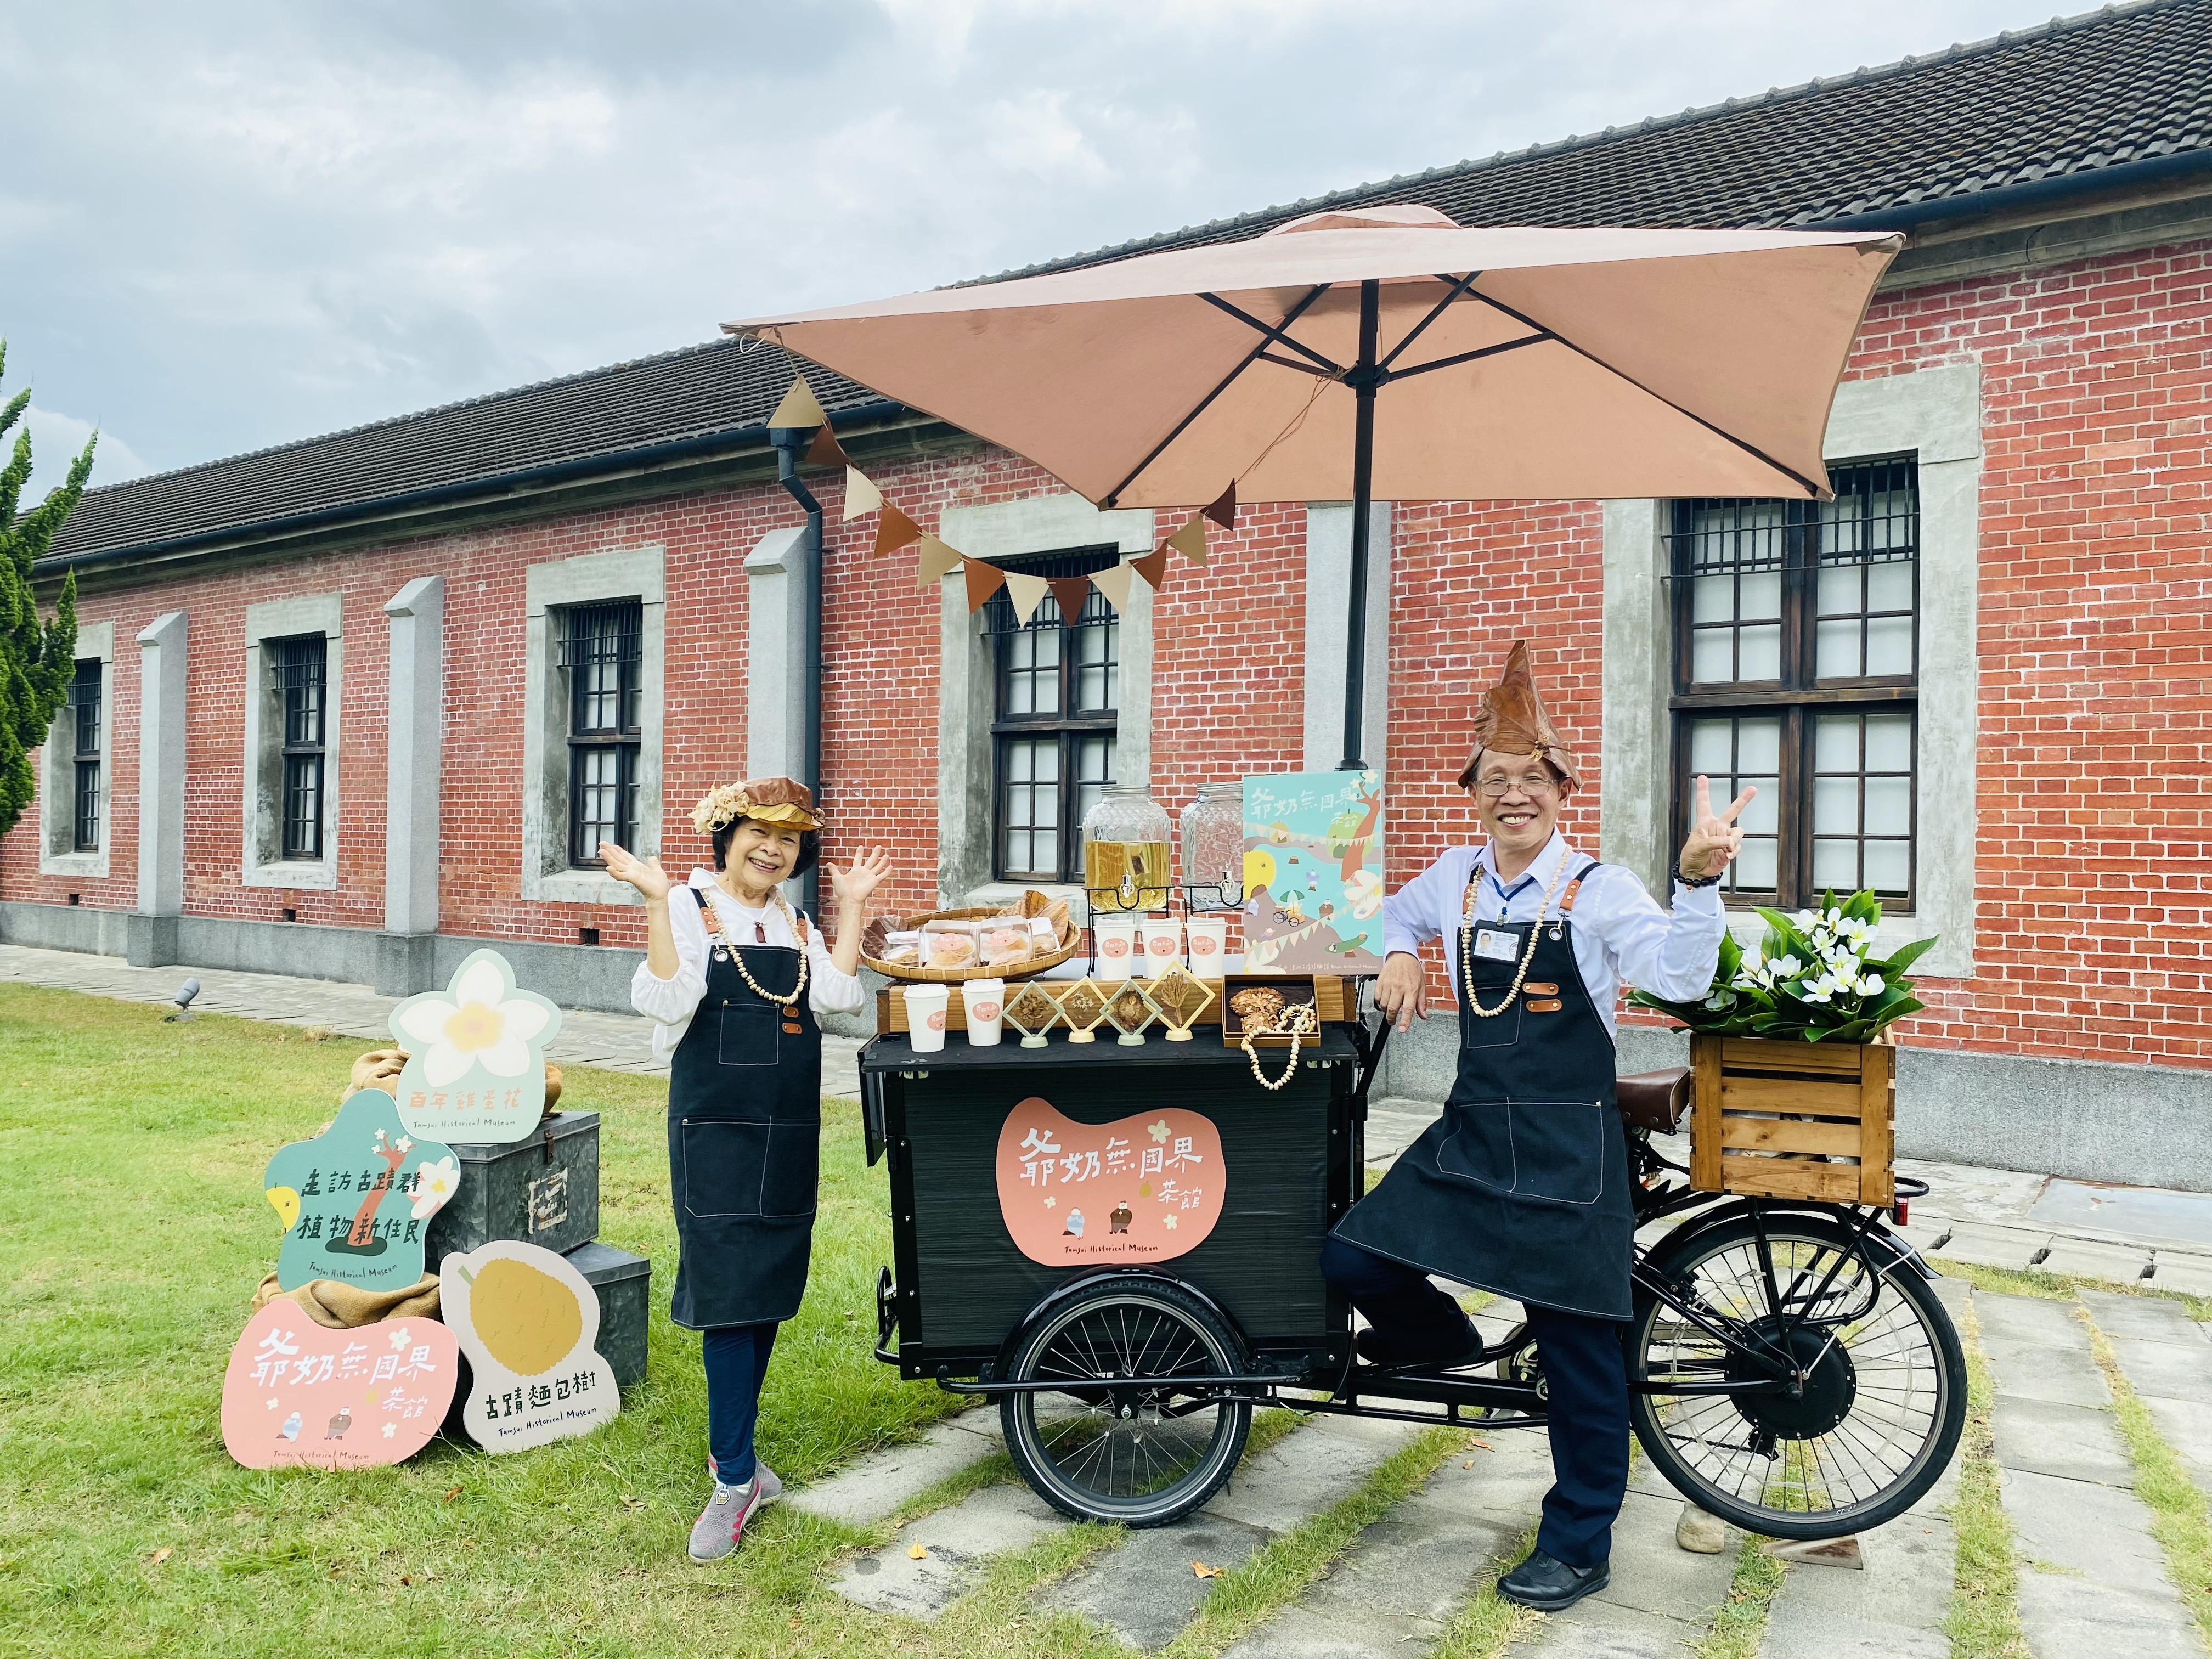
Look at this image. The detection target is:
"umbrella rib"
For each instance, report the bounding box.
[1465,291,1831,498]
[1102,284,1333,508]
[1383,332,1549,382]
[1197,292,1344,376]
[1256,351,1336,377]
[1374,272,1484,372]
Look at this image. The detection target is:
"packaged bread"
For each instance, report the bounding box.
[882,943,921,966]
[978,921,1035,967]
[921,920,980,968]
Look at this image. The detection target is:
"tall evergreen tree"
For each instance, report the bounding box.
[0,341,93,841]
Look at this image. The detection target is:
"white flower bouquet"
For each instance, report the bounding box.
[1629,889,1932,1042]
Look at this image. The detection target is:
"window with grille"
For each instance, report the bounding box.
[1668,456,1919,910]
[562,600,644,866]
[68,659,101,852]
[265,636,329,861]
[984,547,1121,882]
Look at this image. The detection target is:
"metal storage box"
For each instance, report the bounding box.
[566,1239,652,1389]
[426,1110,600,1264]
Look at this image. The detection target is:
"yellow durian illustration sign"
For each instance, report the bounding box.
[439,1240,618,1452]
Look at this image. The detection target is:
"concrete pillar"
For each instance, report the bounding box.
[1302,503,1391,775]
[128,610,188,967]
[379,576,443,995]
[744,525,809,782]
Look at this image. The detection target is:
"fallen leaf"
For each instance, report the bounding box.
[1192,1561,1224,1578]
[400,1575,413,1587]
[908,1544,929,1560]
[442,1485,462,1502]
[149,1548,172,1566]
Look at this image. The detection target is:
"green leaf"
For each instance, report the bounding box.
[1875,935,1939,975]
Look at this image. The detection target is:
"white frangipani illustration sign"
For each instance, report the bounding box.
[441,1240,619,1453]
[389,949,562,1144]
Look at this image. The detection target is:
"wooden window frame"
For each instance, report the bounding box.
[1667,456,1921,913]
[270,636,328,863]
[69,659,101,853]
[562,600,644,868]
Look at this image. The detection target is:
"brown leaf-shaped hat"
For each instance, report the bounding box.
[1455,641,1581,790]
[692,776,822,835]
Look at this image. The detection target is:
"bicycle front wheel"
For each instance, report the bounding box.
[1629,1212,1965,1539]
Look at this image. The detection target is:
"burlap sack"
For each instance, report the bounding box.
[252,1271,442,1329]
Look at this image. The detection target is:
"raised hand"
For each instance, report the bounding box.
[1679,776,1755,882]
[827,846,893,911]
[598,840,672,900]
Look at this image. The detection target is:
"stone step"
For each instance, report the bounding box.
[832,1480,1063,1620]
[788,1408,1005,1528]
[2081,1289,2212,1507]
[1756,1508,1957,1658]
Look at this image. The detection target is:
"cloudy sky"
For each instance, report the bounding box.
[3,0,2044,499]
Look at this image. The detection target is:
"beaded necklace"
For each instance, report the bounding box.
[1242,1001,1319,1091]
[699,882,810,1011]
[1458,850,1571,1017]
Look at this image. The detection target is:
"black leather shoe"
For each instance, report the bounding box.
[1355,1321,1483,1370]
[1497,1548,1610,1611]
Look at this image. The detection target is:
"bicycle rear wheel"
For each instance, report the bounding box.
[1629,1212,1964,1539]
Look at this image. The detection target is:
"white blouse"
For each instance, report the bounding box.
[631,870,866,1060]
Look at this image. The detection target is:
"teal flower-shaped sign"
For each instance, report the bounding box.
[263,1090,459,1292]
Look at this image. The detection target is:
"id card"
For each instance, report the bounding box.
[1471,928,1520,962]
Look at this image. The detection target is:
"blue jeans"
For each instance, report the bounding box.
[702,1322,778,1483]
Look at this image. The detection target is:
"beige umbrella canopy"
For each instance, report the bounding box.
[726,203,1900,764]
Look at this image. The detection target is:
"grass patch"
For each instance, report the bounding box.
[1692,1534,1787,1659]
[1158,1426,1467,1657]
[1940,1293,2030,1659]
[2075,1304,2212,1645]
[1429,1523,1539,1659]
[1931,1255,2212,1322]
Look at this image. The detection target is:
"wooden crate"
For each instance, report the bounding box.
[1689,1034,1895,1206]
[877,974,1346,1035]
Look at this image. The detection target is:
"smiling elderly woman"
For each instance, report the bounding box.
[598,777,889,1566]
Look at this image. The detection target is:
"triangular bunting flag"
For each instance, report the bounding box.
[873,503,922,557]
[805,420,849,468]
[1167,514,1207,566]
[1132,545,1169,590]
[768,374,828,430]
[1004,571,1048,627]
[1048,576,1093,624]
[916,535,966,587]
[843,465,883,521]
[1092,561,1137,615]
[962,558,1008,613]
[1203,480,1238,531]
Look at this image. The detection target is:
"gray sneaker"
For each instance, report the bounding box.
[707,1454,782,1505]
[687,1479,759,1564]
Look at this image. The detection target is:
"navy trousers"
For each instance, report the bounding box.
[1319,1237,1630,1568]
[702,1322,778,1483]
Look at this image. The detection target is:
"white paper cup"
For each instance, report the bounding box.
[1139,916,1184,968]
[961,979,1006,1047]
[905,984,951,1053]
[1094,918,1139,981]
[1186,915,1228,968]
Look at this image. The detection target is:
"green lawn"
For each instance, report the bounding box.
[0,984,1081,1658]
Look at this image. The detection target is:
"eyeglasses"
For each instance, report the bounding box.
[1472,774,1559,799]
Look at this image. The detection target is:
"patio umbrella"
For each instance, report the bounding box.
[726,204,1901,768]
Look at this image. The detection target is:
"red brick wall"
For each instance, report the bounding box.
[7,234,2204,1070]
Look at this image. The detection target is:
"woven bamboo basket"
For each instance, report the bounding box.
[860,905,1082,984]
[1689,1032,1895,1205]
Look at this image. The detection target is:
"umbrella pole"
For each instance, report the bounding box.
[1339,278,1380,772]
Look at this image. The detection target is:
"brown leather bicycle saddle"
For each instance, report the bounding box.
[1617,1066,1692,1134]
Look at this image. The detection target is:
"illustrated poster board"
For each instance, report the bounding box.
[441,1240,619,1452]
[221,1300,459,1470]
[995,1097,1225,1267]
[1240,769,1385,973]
[263,1090,459,1292]
[390,948,562,1144]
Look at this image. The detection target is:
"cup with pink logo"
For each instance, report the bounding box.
[961,979,1006,1047]
[905,984,951,1053]
[1094,917,1139,981]
[1186,915,1228,970]
[1139,916,1184,969]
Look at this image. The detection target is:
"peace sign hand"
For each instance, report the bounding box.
[1679,776,1756,882]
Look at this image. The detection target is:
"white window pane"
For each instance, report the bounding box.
[1738,624,1781,680]
[1739,777,1780,836]
[1691,630,1734,684]
[1737,718,1781,774]
[1076,666,1107,710]
[1869,492,1912,550]
[1866,614,1914,675]
[1865,713,1912,771]
[1814,714,1860,771]
[1864,840,1911,893]
[1077,736,1115,786]
[1008,673,1035,715]
[1739,571,1781,621]
[1035,743,1059,781]
[1867,560,1915,611]
[1689,719,1733,772]
[1864,776,1912,836]
[1692,575,1733,624]
[1734,838,1778,889]
[1816,618,1861,678]
[1817,562,1859,616]
[1821,501,1864,558]
[1814,776,1860,835]
[1812,839,1859,890]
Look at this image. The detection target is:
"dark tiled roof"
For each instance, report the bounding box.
[50,0,2212,566]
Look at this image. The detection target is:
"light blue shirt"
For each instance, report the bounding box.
[1381,832,1726,1039]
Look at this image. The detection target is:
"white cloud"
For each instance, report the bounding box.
[13,408,150,504]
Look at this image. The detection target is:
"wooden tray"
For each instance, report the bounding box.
[878,973,1347,1035]
[1219,975,1348,1047]
[1689,1033,1895,1206]
[861,905,1081,984]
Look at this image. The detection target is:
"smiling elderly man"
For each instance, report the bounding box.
[1321,640,1752,1612]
